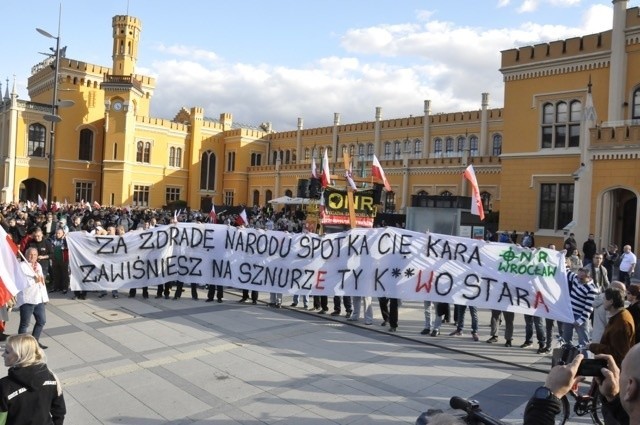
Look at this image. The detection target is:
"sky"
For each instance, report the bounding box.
[1,0,635,131]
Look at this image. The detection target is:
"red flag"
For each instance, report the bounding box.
[463,164,485,221]
[321,149,331,188]
[209,204,217,223]
[371,155,391,191]
[93,200,101,209]
[0,226,28,306]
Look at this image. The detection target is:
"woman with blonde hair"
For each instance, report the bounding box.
[0,334,65,424]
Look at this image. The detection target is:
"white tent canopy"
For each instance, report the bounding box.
[268,196,311,205]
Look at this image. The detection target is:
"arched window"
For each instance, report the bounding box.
[492,134,502,156]
[417,190,428,196]
[285,150,291,164]
[403,139,411,154]
[142,142,151,163]
[414,139,423,158]
[304,148,310,161]
[434,138,442,157]
[175,147,182,168]
[169,147,176,166]
[78,128,93,161]
[469,136,479,156]
[394,141,401,159]
[457,136,466,156]
[349,144,355,158]
[265,190,273,203]
[357,143,365,157]
[285,189,293,197]
[440,190,453,196]
[633,87,640,120]
[384,142,391,160]
[541,100,581,148]
[445,137,454,157]
[28,123,46,157]
[272,151,279,164]
[252,190,260,207]
[200,150,216,191]
[384,191,396,213]
[367,143,374,160]
[136,141,144,162]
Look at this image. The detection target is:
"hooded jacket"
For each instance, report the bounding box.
[0,364,65,424]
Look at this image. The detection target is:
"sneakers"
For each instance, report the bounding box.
[380,321,388,327]
[420,328,431,335]
[471,333,479,342]
[330,310,341,316]
[486,335,499,343]
[345,311,352,319]
[520,341,533,348]
[389,327,397,332]
[504,340,512,347]
[449,330,463,336]
[538,346,552,354]
[290,303,298,307]
[430,329,440,337]
[347,317,358,322]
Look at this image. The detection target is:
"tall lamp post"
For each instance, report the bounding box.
[37,4,72,208]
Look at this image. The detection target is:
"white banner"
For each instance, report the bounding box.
[66,224,573,322]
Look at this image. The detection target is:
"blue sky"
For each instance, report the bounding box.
[1,0,635,130]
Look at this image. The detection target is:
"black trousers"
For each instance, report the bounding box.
[379,297,399,328]
[242,289,259,302]
[175,283,198,299]
[207,285,224,301]
[333,296,352,313]
[129,287,149,297]
[318,296,329,311]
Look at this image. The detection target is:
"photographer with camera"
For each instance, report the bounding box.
[524,344,640,424]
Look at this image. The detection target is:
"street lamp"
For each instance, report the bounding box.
[37,5,73,207]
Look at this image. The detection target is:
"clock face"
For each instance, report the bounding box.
[113,101,123,111]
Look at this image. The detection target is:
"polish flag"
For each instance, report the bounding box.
[209,204,217,223]
[371,155,391,191]
[311,156,318,179]
[463,164,485,221]
[37,194,47,212]
[0,226,28,306]
[237,209,248,226]
[93,200,101,210]
[321,149,331,188]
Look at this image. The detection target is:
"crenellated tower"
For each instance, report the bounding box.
[111,15,141,76]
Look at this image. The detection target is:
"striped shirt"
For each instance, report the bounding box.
[567,270,599,325]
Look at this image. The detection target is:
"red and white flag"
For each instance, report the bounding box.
[311,156,318,179]
[209,204,217,223]
[93,200,101,210]
[238,209,248,226]
[321,149,331,188]
[371,155,391,191]
[37,194,47,212]
[0,226,28,306]
[463,164,485,221]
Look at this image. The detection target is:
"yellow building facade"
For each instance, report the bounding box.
[0,1,639,252]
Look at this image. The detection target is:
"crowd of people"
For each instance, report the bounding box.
[1,200,640,423]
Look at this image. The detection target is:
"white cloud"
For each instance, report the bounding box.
[518,0,539,13]
[497,0,511,7]
[146,3,615,131]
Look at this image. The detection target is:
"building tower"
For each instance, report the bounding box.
[111,15,141,76]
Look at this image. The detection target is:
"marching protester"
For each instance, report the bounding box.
[17,247,49,350]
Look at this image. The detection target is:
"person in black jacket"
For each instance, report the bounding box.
[0,334,66,424]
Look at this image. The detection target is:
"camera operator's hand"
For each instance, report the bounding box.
[594,354,620,402]
[545,353,584,398]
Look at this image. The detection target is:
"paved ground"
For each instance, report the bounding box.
[5,288,594,424]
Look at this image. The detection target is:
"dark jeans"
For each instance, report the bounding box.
[129,287,149,297]
[524,314,546,345]
[175,283,198,299]
[18,303,46,340]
